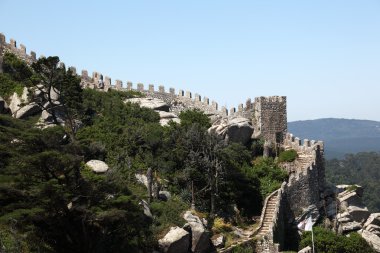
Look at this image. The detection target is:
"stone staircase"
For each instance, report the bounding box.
[257,192,278,237]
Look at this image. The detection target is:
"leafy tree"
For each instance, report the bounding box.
[179,108,211,129]
[326,152,380,212]
[278,149,298,163]
[0,52,31,98]
[27,56,83,139]
[0,115,151,252]
[248,157,288,198]
[2,52,33,82]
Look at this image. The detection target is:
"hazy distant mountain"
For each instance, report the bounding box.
[288,118,380,159]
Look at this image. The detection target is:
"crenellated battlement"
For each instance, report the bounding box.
[284,133,324,154]
[0,33,264,120]
[0,33,37,66]
[253,96,287,143]
[0,33,288,143]
[282,132,325,218]
[254,96,286,104]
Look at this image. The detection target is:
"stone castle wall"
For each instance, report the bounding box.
[253,96,287,144]
[1,33,328,253]
[0,33,37,68]
[0,33,288,143]
[283,133,325,216]
[0,33,254,118]
[255,182,287,253]
[254,135,325,252]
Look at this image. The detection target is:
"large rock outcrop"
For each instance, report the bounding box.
[336,185,370,233]
[208,117,254,144]
[9,88,28,116]
[359,213,380,252]
[86,160,109,173]
[359,229,380,252]
[158,227,190,253]
[183,211,213,253]
[139,199,153,219]
[332,185,380,252]
[125,97,170,111]
[14,102,41,119]
[158,111,180,126]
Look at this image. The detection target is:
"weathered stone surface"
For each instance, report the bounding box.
[39,102,65,122]
[15,103,41,119]
[140,199,153,218]
[160,118,181,126]
[338,190,364,208]
[298,246,312,253]
[212,235,225,249]
[183,211,213,253]
[135,173,149,189]
[359,229,380,252]
[341,221,362,232]
[159,190,171,201]
[158,111,177,119]
[365,213,380,228]
[208,117,254,144]
[336,184,364,197]
[338,217,351,223]
[9,92,22,115]
[158,111,181,126]
[366,225,380,236]
[125,97,170,111]
[86,160,109,173]
[158,226,190,253]
[252,96,287,144]
[347,205,370,223]
[296,204,320,225]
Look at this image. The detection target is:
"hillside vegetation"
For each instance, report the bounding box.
[1,52,376,253]
[326,152,380,212]
[0,53,288,252]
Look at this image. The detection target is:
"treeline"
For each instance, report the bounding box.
[326,152,380,212]
[0,53,287,252]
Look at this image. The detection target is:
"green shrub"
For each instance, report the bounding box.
[300,227,375,253]
[278,149,298,163]
[347,185,358,192]
[2,52,33,82]
[212,217,233,233]
[150,196,188,238]
[248,157,287,198]
[0,73,24,98]
[179,109,211,129]
[231,242,256,253]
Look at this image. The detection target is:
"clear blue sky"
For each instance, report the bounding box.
[1,0,379,121]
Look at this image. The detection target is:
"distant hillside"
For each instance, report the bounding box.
[288,118,380,159]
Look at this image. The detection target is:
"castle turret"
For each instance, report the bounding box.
[253,96,287,144]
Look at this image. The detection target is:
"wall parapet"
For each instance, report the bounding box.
[0,33,259,118]
[284,132,324,154]
[282,132,325,217]
[0,33,37,65]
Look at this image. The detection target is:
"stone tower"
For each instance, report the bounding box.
[252,96,287,144]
